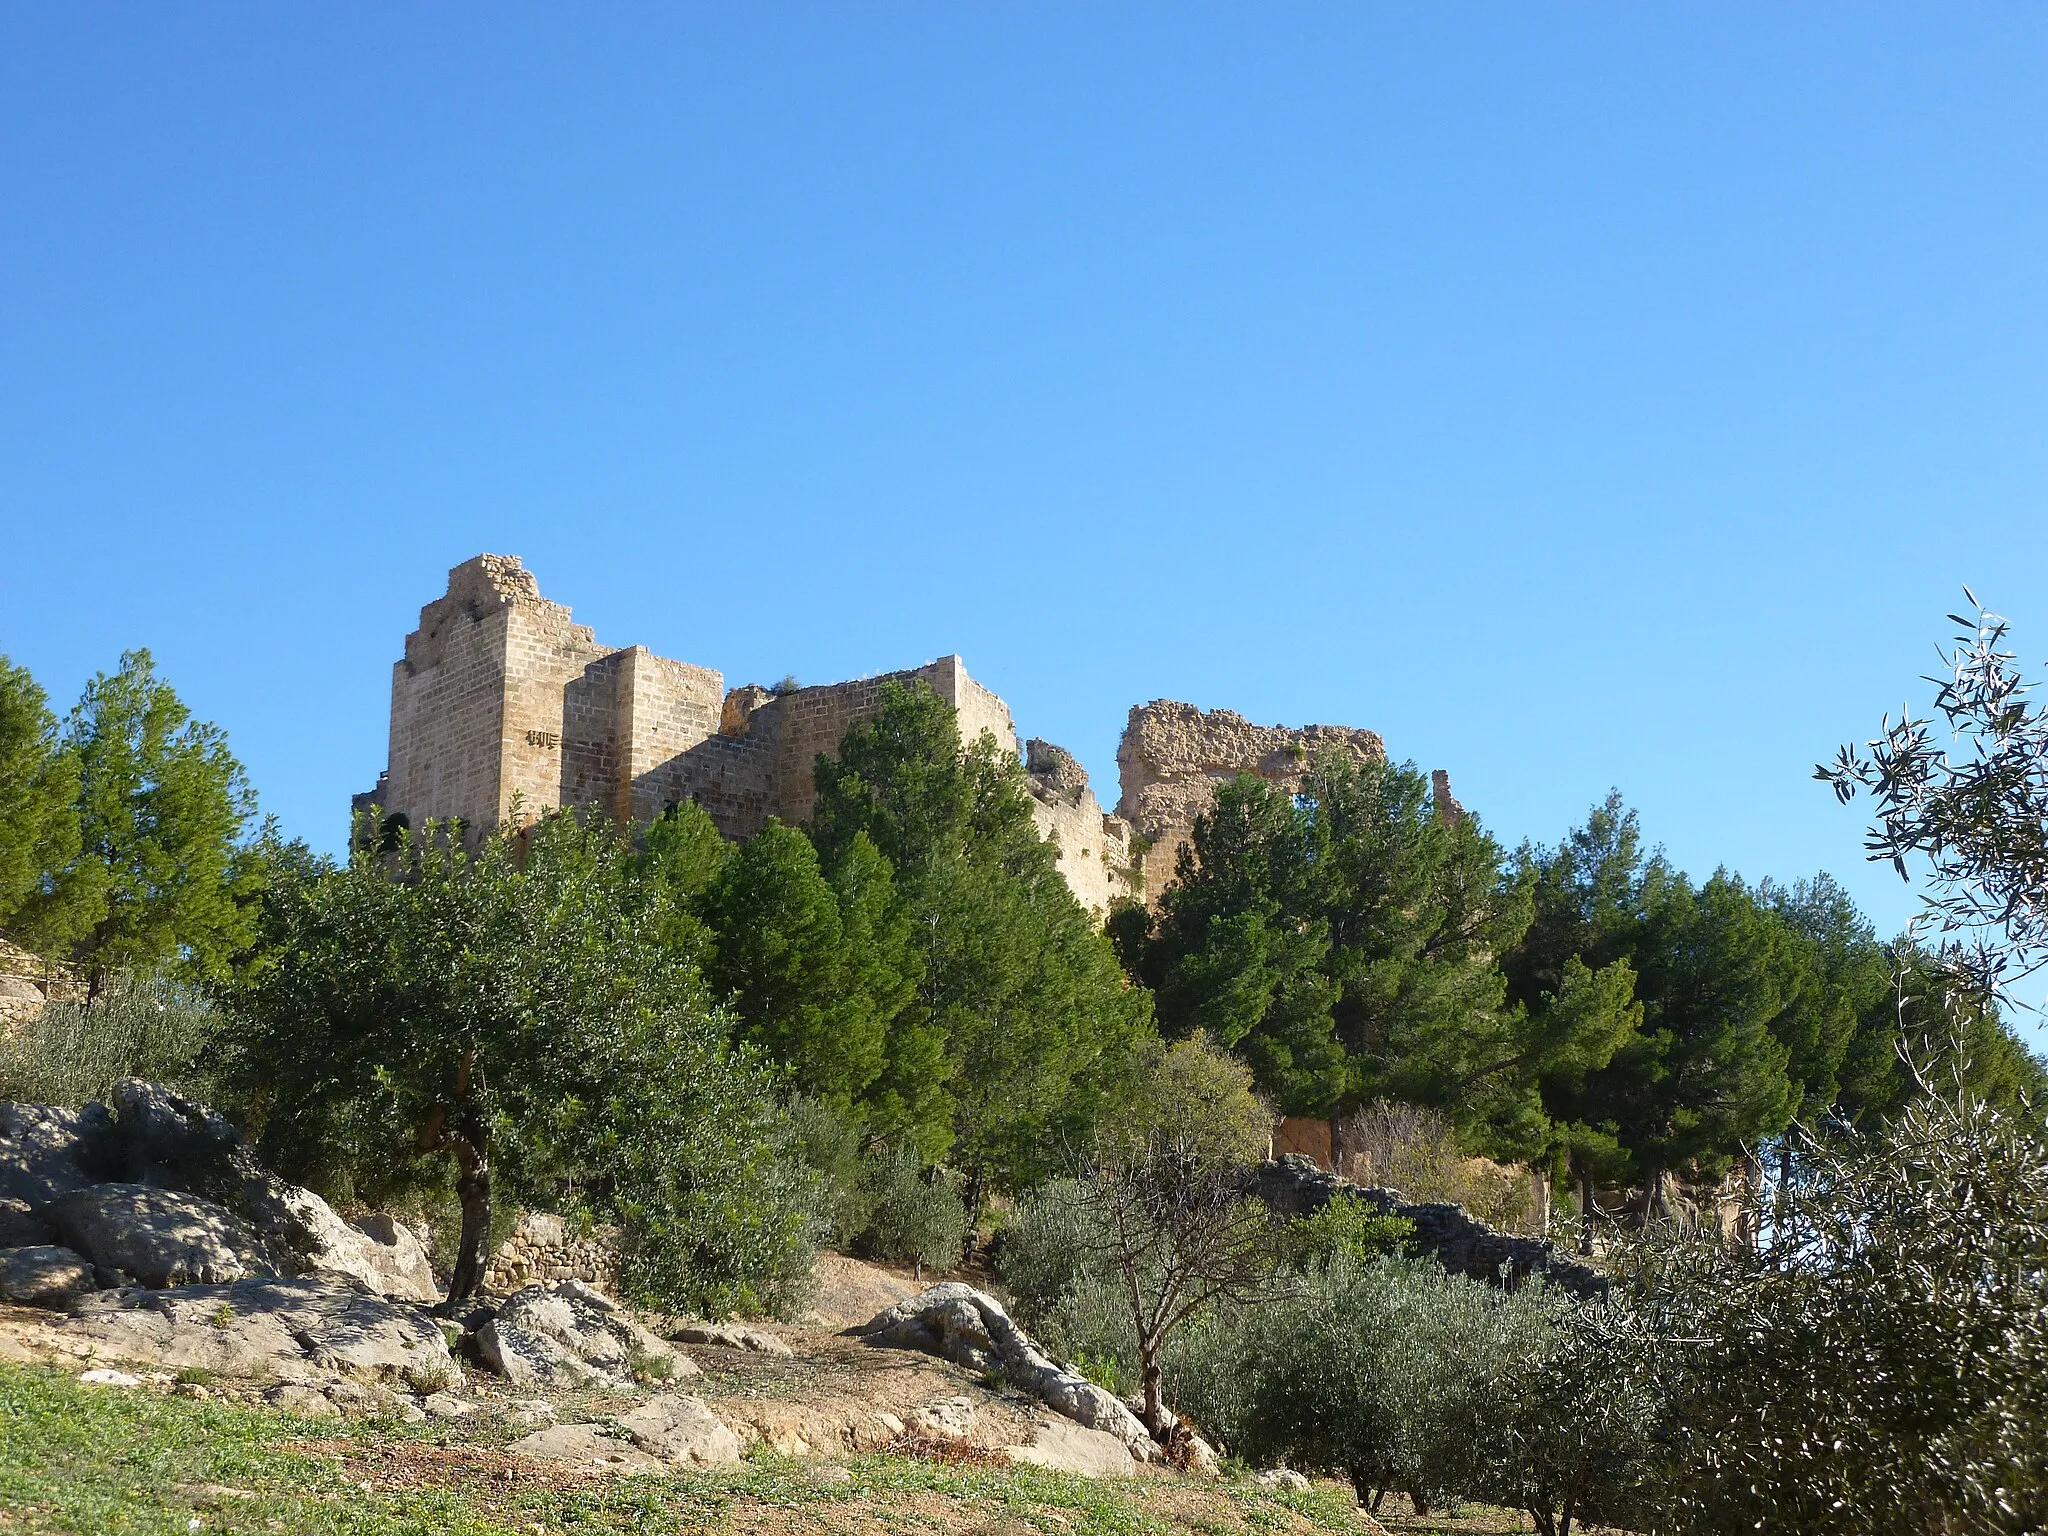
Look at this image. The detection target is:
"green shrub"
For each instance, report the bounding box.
[1171,1255,1566,1513]
[856,1146,967,1279]
[0,972,229,1108]
[1284,1197,1414,1268]
[786,1095,878,1247]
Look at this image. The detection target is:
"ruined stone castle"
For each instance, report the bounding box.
[358,555,1437,915]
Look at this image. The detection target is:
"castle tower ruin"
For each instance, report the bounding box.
[359,555,1135,914]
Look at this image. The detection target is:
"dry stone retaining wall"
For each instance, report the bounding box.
[484,1210,621,1295]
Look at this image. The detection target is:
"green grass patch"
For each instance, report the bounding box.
[0,1363,1387,1536]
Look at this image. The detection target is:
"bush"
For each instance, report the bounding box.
[0,972,229,1108]
[785,1095,878,1247]
[856,1146,967,1279]
[1636,1090,2048,1535]
[1338,1099,1534,1231]
[1171,1255,1566,1513]
[1283,1197,1414,1268]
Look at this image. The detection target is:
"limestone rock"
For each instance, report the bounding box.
[0,1101,111,1206]
[865,1284,1156,1458]
[616,1393,744,1467]
[0,1196,56,1248]
[0,1245,95,1308]
[263,1382,343,1418]
[1004,1419,1137,1479]
[913,1395,977,1440]
[508,1422,669,1476]
[49,1183,277,1287]
[421,1391,476,1420]
[78,1367,142,1387]
[1256,1468,1310,1491]
[351,1214,439,1303]
[668,1320,793,1357]
[477,1280,693,1391]
[65,1276,460,1391]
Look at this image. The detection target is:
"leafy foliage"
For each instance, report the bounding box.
[0,656,80,942]
[809,680,1153,1189]
[226,810,811,1313]
[0,970,227,1107]
[2,650,259,992]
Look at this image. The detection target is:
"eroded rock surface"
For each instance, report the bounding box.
[1004,1418,1138,1478]
[478,1280,693,1391]
[65,1276,460,1392]
[50,1184,277,1287]
[0,1245,95,1307]
[669,1320,793,1357]
[616,1393,745,1466]
[864,1284,1155,1458]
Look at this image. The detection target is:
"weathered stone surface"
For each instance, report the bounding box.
[913,1395,977,1440]
[1251,1155,1607,1300]
[1255,1468,1310,1491]
[1004,1419,1137,1478]
[616,1393,744,1467]
[508,1422,669,1475]
[668,1320,793,1357]
[0,1197,56,1248]
[263,1382,343,1418]
[49,1183,277,1287]
[78,1367,142,1387]
[65,1276,460,1391]
[0,1245,95,1308]
[864,1284,1156,1458]
[421,1391,477,1420]
[0,1101,111,1206]
[351,1214,439,1302]
[477,1280,693,1391]
[1115,702,1388,902]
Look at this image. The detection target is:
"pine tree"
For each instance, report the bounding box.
[0,656,81,946]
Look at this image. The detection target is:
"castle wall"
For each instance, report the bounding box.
[1115,701,1387,904]
[372,560,1132,915]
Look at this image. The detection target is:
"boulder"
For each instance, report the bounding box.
[351,1214,439,1303]
[477,1280,694,1391]
[49,1183,277,1286]
[1255,1468,1310,1491]
[615,1393,745,1467]
[0,1102,111,1206]
[104,1081,391,1290]
[508,1422,669,1476]
[65,1276,460,1391]
[1004,1419,1138,1478]
[667,1320,792,1357]
[0,1197,56,1248]
[0,1245,95,1308]
[864,1284,1156,1459]
[263,1382,344,1418]
[912,1396,977,1440]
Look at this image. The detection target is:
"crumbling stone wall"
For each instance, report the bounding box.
[365,559,1127,913]
[1023,740,1135,916]
[483,1210,622,1294]
[1115,701,1386,902]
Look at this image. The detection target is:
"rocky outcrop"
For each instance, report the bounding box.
[669,1320,793,1357]
[1004,1418,1139,1478]
[508,1392,743,1474]
[863,1283,1157,1459]
[0,1082,438,1302]
[65,1276,461,1391]
[1251,1154,1607,1300]
[0,1245,95,1307]
[477,1279,694,1391]
[49,1183,277,1287]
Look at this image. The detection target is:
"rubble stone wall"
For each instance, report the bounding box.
[483,1210,621,1294]
[1115,701,1386,903]
[365,558,1125,913]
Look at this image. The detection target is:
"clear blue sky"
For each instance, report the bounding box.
[4,7,2046,1020]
